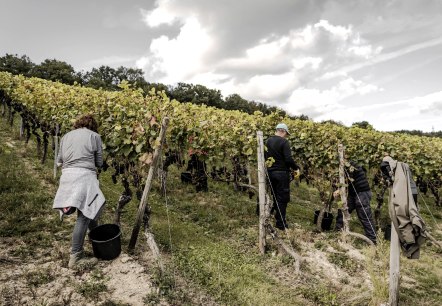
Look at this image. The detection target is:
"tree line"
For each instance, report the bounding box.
[0,53,309,119]
[2,53,440,136]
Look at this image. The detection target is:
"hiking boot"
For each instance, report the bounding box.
[68,251,98,269]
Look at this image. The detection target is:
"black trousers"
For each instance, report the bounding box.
[268,171,291,228]
[336,191,376,243]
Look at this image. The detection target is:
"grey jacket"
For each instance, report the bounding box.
[383,156,426,259]
[57,128,103,171]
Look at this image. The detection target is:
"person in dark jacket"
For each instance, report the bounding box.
[265,123,299,230]
[336,161,377,243]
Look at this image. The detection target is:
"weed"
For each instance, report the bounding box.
[76,269,108,300]
[300,283,338,305]
[143,292,161,305]
[25,268,55,288]
[146,267,192,305]
[328,252,360,274]
[314,239,327,251]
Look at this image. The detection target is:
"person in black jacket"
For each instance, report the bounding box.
[336,161,377,243]
[265,123,299,230]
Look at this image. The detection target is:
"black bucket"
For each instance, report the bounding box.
[313,210,334,231]
[89,224,121,260]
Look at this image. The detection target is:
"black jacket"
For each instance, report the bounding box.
[265,136,298,172]
[347,161,371,195]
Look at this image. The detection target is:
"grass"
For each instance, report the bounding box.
[364,232,389,306]
[0,124,70,253]
[76,269,108,300]
[1,113,442,305]
[24,268,55,288]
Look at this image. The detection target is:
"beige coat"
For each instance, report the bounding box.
[383,156,426,259]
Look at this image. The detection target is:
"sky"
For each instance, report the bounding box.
[1,0,442,132]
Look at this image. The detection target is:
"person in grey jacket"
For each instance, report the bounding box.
[53,114,105,269]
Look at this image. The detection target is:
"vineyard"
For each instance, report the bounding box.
[1,71,442,203]
[1,71,442,305]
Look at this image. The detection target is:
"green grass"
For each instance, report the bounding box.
[0,126,70,253]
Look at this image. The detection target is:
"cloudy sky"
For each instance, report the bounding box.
[1,0,442,131]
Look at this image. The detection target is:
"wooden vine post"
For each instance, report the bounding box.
[1,99,5,116]
[20,116,24,139]
[128,117,169,252]
[53,124,59,179]
[388,188,400,306]
[257,131,267,254]
[338,143,351,232]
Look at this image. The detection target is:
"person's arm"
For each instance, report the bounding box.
[95,135,103,168]
[282,140,299,170]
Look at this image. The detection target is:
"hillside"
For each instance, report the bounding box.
[1,110,442,305]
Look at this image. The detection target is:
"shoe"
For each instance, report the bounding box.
[68,251,98,269]
[275,223,287,231]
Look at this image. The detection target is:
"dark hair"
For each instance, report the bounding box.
[73,114,98,132]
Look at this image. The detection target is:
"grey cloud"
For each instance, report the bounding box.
[420,101,442,115]
[0,0,158,69]
[144,0,324,59]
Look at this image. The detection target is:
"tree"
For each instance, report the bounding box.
[0,53,35,76]
[83,66,149,90]
[193,84,223,108]
[224,94,252,113]
[321,119,345,126]
[289,114,310,121]
[351,121,374,130]
[32,59,78,84]
[115,66,148,88]
[141,82,170,95]
[83,65,119,90]
[169,83,223,108]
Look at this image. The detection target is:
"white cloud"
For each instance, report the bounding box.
[285,77,380,117]
[289,25,316,49]
[315,19,352,40]
[234,72,299,101]
[146,17,214,83]
[135,56,149,69]
[222,37,290,70]
[348,45,382,59]
[292,57,323,70]
[140,1,178,27]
